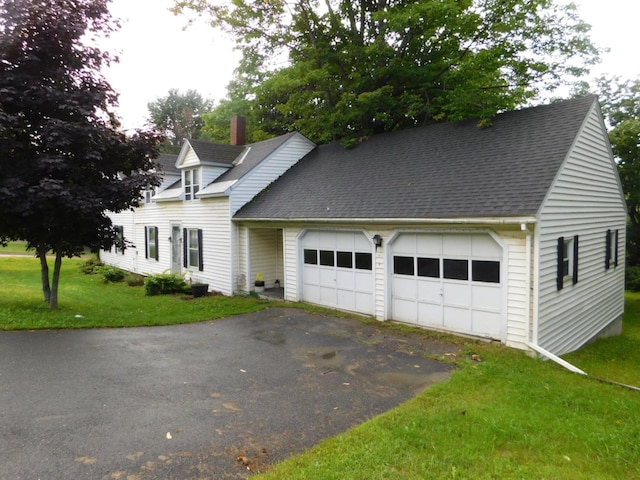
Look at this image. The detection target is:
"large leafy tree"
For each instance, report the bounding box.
[174,0,600,145]
[0,0,162,309]
[147,88,212,152]
[583,77,640,265]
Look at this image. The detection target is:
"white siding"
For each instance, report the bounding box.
[283,226,301,301]
[236,225,248,293]
[102,197,235,295]
[248,228,283,290]
[229,134,316,215]
[500,230,531,350]
[536,105,626,355]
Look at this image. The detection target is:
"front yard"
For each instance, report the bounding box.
[2,254,639,479]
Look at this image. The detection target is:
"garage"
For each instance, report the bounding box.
[390,233,504,339]
[300,230,374,315]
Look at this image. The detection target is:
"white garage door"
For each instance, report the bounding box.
[391,233,504,339]
[301,230,374,315]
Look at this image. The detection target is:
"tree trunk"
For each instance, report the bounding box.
[37,247,51,303]
[49,250,63,309]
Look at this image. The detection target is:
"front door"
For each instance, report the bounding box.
[171,225,182,274]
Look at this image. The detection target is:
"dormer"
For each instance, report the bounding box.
[175,139,245,201]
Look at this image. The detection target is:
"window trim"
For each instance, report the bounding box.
[184,168,200,201]
[183,228,203,271]
[606,229,619,270]
[557,235,578,290]
[145,226,159,261]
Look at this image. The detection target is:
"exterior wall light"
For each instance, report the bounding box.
[372,234,383,248]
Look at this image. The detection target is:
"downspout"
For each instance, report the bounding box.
[521,223,532,348]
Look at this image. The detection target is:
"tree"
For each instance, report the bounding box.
[582,77,640,265]
[173,0,600,145]
[147,88,212,152]
[0,0,162,309]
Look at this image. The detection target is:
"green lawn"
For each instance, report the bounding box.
[2,256,639,479]
[0,256,268,329]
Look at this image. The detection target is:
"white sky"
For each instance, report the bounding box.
[102,0,639,131]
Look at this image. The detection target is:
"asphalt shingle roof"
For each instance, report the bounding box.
[234,96,598,220]
[154,153,179,175]
[188,139,245,165]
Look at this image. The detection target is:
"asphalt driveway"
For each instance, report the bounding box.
[0,308,459,479]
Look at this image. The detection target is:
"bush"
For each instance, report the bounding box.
[144,273,188,296]
[79,257,104,274]
[97,265,126,283]
[626,265,640,292]
[125,273,145,287]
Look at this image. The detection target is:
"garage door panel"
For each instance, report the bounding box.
[303,266,319,285]
[335,269,354,289]
[417,278,441,303]
[393,297,417,322]
[444,306,472,332]
[473,310,502,338]
[392,276,416,299]
[418,302,443,327]
[472,285,501,311]
[443,235,470,256]
[443,282,471,308]
[416,235,442,256]
[471,234,502,257]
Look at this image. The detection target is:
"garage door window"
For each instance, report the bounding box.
[417,257,439,278]
[443,259,468,280]
[337,251,353,268]
[472,260,500,283]
[320,250,334,266]
[394,256,414,275]
[355,253,372,270]
[304,249,318,264]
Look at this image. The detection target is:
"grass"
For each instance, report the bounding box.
[0,256,268,329]
[2,256,640,478]
[0,240,32,255]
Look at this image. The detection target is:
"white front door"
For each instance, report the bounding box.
[300,230,374,315]
[391,233,504,339]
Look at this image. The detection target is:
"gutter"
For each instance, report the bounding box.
[528,342,640,392]
[233,216,538,225]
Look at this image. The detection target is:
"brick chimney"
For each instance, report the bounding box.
[230,116,246,146]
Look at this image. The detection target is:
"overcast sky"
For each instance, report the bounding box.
[101,0,639,131]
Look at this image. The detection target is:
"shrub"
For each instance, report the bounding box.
[144,273,188,296]
[97,265,126,283]
[125,273,145,287]
[626,265,640,292]
[79,257,104,274]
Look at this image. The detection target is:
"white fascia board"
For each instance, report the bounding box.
[232,216,538,225]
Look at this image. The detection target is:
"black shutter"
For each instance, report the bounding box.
[183,228,188,268]
[572,235,579,285]
[605,229,611,270]
[197,229,204,271]
[144,226,149,259]
[615,229,619,267]
[557,236,564,291]
[154,227,159,261]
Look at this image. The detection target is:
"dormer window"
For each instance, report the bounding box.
[184,168,200,201]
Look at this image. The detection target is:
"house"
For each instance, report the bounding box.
[103,96,626,356]
[232,95,626,356]
[101,116,316,294]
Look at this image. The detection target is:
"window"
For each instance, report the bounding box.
[114,225,125,254]
[336,251,353,268]
[184,168,200,200]
[304,249,318,265]
[417,257,439,278]
[145,226,159,261]
[355,252,373,271]
[472,260,500,283]
[183,228,203,271]
[557,235,579,290]
[319,250,334,266]
[443,259,468,280]
[393,256,414,275]
[605,229,619,270]
[144,186,155,204]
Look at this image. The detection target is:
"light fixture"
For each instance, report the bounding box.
[372,234,383,248]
